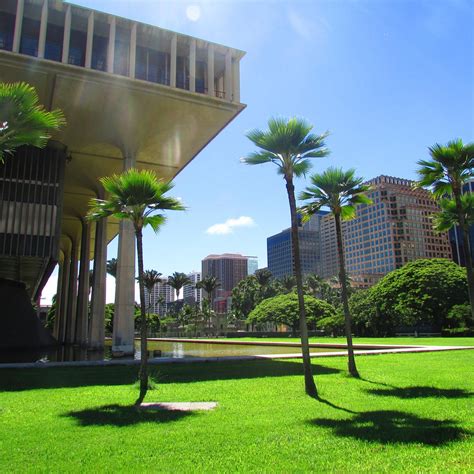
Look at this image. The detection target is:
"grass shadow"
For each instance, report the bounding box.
[366,386,474,399]
[309,410,470,445]
[63,404,194,427]
[0,359,340,392]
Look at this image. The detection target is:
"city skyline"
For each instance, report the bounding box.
[42,0,473,304]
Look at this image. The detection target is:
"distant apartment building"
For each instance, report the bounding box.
[144,278,175,315]
[320,175,452,287]
[449,179,474,266]
[183,271,202,306]
[201,253,248,312]
[267,211,328,280]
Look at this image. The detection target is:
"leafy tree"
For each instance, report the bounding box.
[88,168,184,405]
[196,276,221,330]
[167,272,191,300]
[242,116,329,397]
[45,294,57,330]
[106,258,118,278]
[280,275,296,293]
[417,139,474,318]
[304,274,338,306]
[300,167,371,377]
[254,268,273,288]
[445,304,473,334]
[231,276,261,320]
[247,293,336,334]
[104,303,114,334]
[0,82,65,162]
[372,259,468,331]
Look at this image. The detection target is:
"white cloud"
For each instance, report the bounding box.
[206,216,255,235]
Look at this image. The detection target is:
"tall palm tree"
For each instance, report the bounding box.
[299,167,372,377]
[140,270,163,312]
[280,275,296,293]
[87,168,184,405]
[417,139,474,318]
[106,258,118,278]
[196,276,221,330]
[242,116,329,396]
[167,272,191,301]
[254,268,273,287]
[0,82,65,162]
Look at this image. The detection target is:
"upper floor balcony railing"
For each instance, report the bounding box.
[0,0,244,103]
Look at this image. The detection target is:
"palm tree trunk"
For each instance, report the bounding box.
[454,191,474,319]
[135,228,148,406]
[334,213,359,377]
[285,177,317,397]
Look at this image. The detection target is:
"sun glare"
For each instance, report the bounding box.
[186,5,201,22]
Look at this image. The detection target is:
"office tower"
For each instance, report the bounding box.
[183,271,202,306]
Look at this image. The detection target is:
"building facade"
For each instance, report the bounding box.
[320,175,452,287]
[267,211,328,280]
[247,257,258,275]
[0,0,245,352]
[144,278,175,315]
[183,271,202,306]
[201,253,248,312]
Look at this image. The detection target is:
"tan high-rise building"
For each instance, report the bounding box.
[0,0,245,352]
[320,175,452,287]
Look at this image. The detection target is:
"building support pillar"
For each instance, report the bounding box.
[224,49,233,101]
[89,213,107,349]
[107,16,116,73]
[207,44,214,97]
[12,0,24,53]
[112,154,136,355]
[85,11,94,68]
[170,33,177,88]
[61,5,71,64]
[65,240,78,343]
[57,249,71,344]
[189,38,196,92]
[232,59,240,103]
[37,0,48,58]
[75,220,91,345]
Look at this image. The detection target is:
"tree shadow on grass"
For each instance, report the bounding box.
[0,359,340,392]
[366,386,474,399]
[308,411,470,446]
[63,404,194,427]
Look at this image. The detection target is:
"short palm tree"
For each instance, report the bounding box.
[242,116,329,396]
[0,82,65,162]
[87,168,185,405]
[196,276,221,329]
[299,167,372,377]
[417,139,474,318]
[106,258,118,278]
[167,272,191,301]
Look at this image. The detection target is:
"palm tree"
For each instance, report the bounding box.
[242,117,329,396]
[87,168,184,405]
[299,167,372,377]
[106,258,118,278]
[196,276,221,330]
[254,268,273,287]
[417,139,474,318]
[280,275,296,293]
[0,82,65,162]
[140,270,163,312]
[167,272,191,301]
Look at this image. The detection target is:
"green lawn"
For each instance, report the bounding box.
[222,336,474,346]
[0,351,473,473]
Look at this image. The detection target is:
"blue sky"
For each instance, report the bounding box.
[42,0,473,302]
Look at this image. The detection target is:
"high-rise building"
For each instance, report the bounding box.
[267,211,328,279]
[320,175,452,287]
[144,278,175,315]
[201,253,248,312]
[183,271,202,306]
[247,257,258,275]
[0,0,244,352]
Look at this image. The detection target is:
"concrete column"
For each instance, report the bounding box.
[89,215,107,348]
[58,249,71,344]
[170,33,177,87]
[37,0,48,58]
[189,38,196,92]
[113,154,136,355]
[61,5,71,64]
[53,256,64,340]
[107,16,116,73]
[85,11,94,68]
[12,0,24,53]
[75,220,91,345]
[65,240,78,343]
[129,23,137,79]
[207,44,214,97]
[224,49,233,101]
[232,59,240,103]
